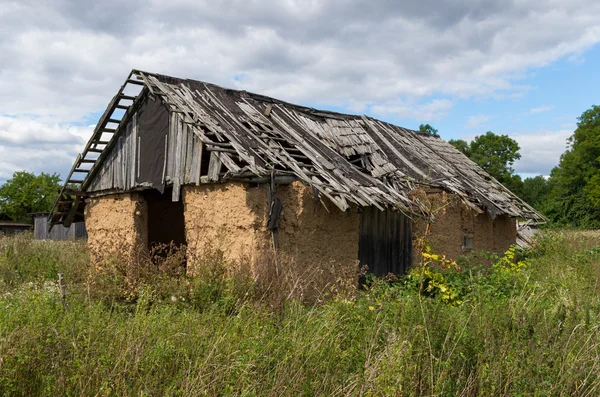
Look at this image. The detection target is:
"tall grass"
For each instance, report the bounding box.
[0,231,599,396]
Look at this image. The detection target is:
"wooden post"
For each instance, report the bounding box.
[58,273,66,304]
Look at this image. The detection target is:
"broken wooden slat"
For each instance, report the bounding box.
[207,152,222,182]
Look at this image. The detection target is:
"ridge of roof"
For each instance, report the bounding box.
[146,71,441,139]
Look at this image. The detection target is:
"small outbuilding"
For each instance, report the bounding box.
[49,70,545,295]
[0,220,31,236]
[32,212,87,240]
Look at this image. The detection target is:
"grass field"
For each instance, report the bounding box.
[1,231,600,396]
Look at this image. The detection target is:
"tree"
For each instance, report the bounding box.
[468,132,521,183]
[0,171,62,223]
[502,174,524,199]
[546,105,600,227]
[521,175,551,210]
[448,139,470,157]
[449,132,521,187]
[419,124,439,136]
[449,132,540,205]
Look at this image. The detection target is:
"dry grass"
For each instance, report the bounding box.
[0,230,599,396]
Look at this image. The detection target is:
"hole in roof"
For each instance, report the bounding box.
[200,145,211,176]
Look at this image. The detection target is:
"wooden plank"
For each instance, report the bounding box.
[115,137,121,189]
[185,124,194,183]
[110,149,116,189]
[180,120,189,182]
[196,139,204,184]
[189,135,198,183]
[195,139,203,184]
[207,152,222,182]
[131,117,137,186]
[63,196,81,228]
[137,136,141,181]
[121,134,126,189]
[122,136,129,190]
[123,117,133,190]
[167,112,177,182]
[171,115,183,201]
[207,147,237,154]
[159,134,166,184]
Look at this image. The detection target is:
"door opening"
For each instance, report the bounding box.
[143,188,187,270]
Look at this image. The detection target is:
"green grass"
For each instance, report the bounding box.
[1,231,600,396]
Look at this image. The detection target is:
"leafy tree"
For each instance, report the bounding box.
[546,105,600,227]
[419,124,439,136]
[521,176,551,210]
[448,139,470,157]
[0,171,62,223]
[447,132,547,206]
[468,132,521,183]
[502,174,525,198]
[449,132,521,186]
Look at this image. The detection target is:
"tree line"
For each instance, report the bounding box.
[434,104,600,228]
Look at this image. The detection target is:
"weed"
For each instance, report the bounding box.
[1,231,600,395]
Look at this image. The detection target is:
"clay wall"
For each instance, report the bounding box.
[412,190,517,265]
[83,184,518,299]
[182,181,360,300]
[85,193,148,264]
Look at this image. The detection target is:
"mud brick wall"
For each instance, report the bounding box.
[85,193,148,264]
[182,181,360,300]
[412,190,517,265]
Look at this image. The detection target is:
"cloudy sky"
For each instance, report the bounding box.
[1,0,600,183]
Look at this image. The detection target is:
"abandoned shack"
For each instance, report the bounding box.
[32,213,87,240]
[49,70,545,292]
[0,213,31,235]
[0,220,31,236]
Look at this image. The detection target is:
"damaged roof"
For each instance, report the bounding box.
[50,70,546,227]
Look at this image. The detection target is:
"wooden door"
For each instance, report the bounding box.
[358,207,412,276]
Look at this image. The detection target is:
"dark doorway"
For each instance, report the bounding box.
[144,188,186,253]
[358,207,412,277]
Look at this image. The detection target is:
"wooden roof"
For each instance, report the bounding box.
[50,70,546,226]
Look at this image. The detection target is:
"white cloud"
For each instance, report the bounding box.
[0,116,91,146]
[0,116,92,181]
[513,130,572,175]
[465,115,490,129]
[371,99,454,121]
[0,0,600,180]
[530,105,554,113]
